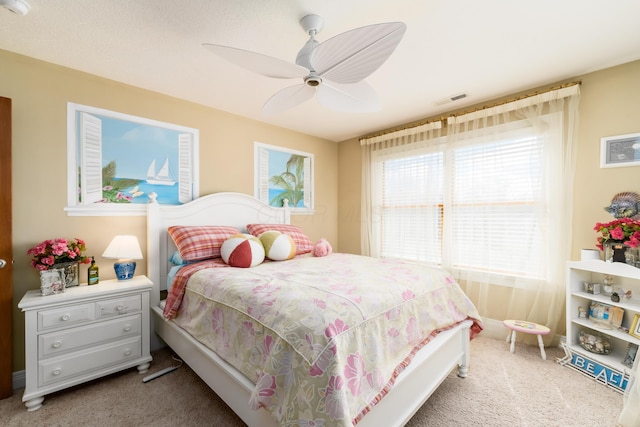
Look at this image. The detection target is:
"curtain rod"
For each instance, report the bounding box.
[448,80,581,118]
[360,80,581,141]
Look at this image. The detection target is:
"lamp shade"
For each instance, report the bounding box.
[102,235,143,280]
[102,235,143,260]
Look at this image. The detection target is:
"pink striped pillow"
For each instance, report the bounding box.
[168,225,240,261]
[246,224,313,255]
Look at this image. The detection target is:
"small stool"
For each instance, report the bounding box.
[503,320,550,360]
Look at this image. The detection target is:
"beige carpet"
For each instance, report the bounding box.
[0,335,624,427]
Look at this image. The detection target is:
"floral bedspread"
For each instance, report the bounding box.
[169,253,482,426]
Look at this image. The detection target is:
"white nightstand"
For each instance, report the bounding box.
[18,275,153,411]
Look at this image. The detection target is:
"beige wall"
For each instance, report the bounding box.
[2,49,338,372]
[571,60,640,256]
[338,59,640,318]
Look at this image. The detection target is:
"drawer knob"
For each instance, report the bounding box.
[116,305,125,312]
[124,349,132,356]
[52,368,62,376]
[61,314,71,321]
[123,325,132,332]
[52,340,62,349]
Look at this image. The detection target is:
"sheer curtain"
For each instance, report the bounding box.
[619,355,640,426]
[361,121,443,257]
[361,85,580,341]
[446,86,580,342]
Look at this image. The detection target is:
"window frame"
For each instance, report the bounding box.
[65,103,200,216]
[371,120,548,281]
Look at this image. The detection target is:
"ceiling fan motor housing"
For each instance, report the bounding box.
[305,75,321,87]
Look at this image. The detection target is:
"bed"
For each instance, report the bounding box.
[147,192,482,427]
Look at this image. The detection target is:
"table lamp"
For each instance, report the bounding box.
[102,235,143,280]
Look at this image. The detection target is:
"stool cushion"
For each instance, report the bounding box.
[503,320,550,335]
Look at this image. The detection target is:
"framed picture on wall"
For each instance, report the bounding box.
[65,103,200,216]
[630,314,640,340]
[600,132,640,168]
[254,142,314,214]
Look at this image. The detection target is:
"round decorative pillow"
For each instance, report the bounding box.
[259,230,296,261]
[221,234,265,268]
[313,238,332,257]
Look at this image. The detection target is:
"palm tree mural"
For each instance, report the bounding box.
[100,161,141,203]
[269,154,305,207]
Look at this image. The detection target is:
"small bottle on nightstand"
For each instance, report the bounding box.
[88,256,99,285]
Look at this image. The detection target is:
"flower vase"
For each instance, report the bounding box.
[51,261,80,288]
[624,246,640,268]
[603,241,636,264]
[39,269,66,295]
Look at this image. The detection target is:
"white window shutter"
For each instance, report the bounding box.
[80,112,102,205]
[259,147,269,204]
[303,156,311,208]
[178,133,192,203]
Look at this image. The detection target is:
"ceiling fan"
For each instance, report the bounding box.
[203,15,406,115]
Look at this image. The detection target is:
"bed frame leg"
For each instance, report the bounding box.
[457,323,471,378]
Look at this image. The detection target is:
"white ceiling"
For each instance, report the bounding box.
[1,0,639,142]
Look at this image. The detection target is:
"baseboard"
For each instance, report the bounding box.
[13,369,25,390]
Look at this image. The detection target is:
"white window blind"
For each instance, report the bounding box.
[374,124,545,279]
[375,148,443,263]
[448,131,544,277]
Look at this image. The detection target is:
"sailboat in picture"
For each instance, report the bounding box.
[146,158,176,186]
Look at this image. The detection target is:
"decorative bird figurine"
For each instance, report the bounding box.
[604,191,640,219]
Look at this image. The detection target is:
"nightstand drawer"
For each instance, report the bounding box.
[39,314,142,358]
[39,336,142,387]
[96,294,141,318]
[38,303,94,331]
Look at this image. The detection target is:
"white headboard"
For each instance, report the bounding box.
[146,192,290,309]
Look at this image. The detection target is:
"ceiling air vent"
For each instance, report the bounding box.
[435,92,468,106]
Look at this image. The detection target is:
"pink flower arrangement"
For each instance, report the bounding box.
[594,218,640,250]
[27,238,91,271]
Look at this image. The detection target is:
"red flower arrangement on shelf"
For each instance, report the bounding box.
[594,218,640,250]
[27,238,91,271]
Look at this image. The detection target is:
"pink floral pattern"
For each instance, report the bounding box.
[344,353,366,396]
[171,253,482,426]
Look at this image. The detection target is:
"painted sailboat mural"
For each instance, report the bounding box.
[146,158,176,186]
[73,107,197,211]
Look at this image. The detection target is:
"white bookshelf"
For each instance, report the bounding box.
[560,260,640,391]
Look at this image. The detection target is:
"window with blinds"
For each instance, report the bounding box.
[374,127,545,279]
[379,152,443,263]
